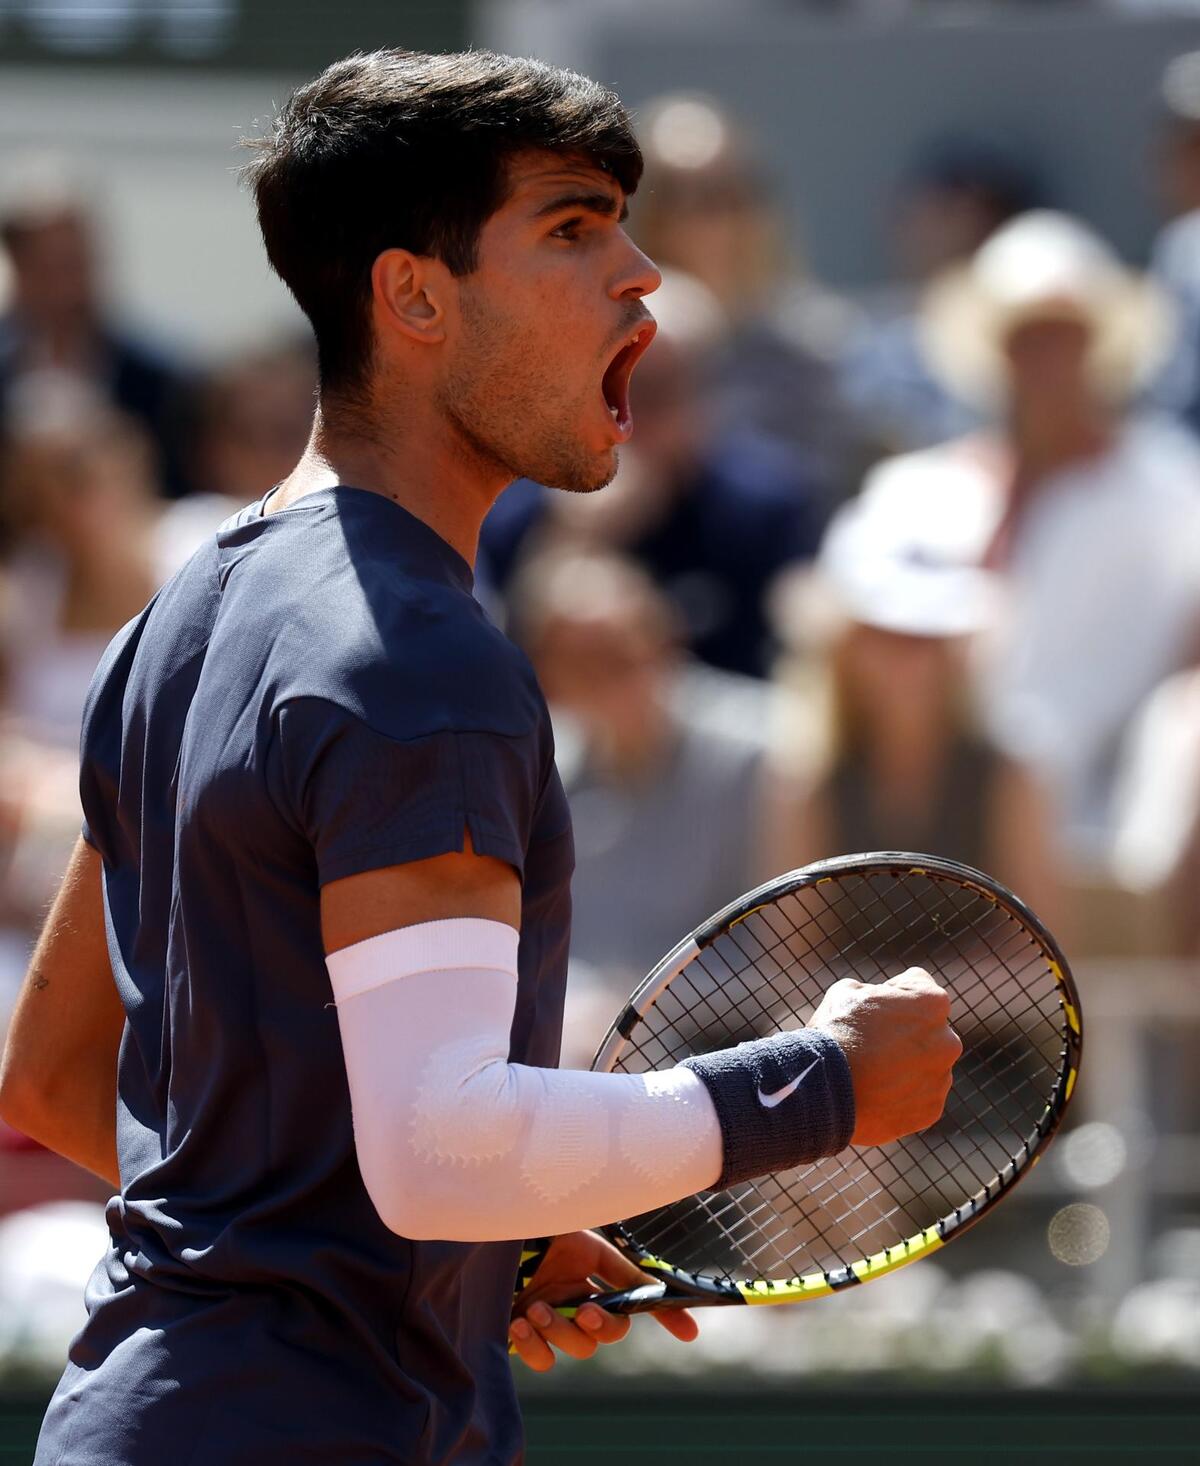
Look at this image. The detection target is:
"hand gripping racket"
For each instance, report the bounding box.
[519,851,1082,1316]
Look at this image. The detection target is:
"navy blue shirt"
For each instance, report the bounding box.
[36,487,574,1465]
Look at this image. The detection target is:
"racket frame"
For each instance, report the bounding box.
[583,851,1083,1311]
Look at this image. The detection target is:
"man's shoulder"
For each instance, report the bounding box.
[207,497,547,743]
[268,567,542,743]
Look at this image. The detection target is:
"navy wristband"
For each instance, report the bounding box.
[680,1028,856,1189]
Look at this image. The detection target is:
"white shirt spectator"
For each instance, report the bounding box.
[1110,667,1200,892]
[840,415,1200,867]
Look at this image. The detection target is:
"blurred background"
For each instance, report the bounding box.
[1,1,1200,1459]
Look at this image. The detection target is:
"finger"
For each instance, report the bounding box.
[895,979,953,1021]
[574,1303,632,1345]
[651,1307,699,1342]
[524,1300,600,1361]
[887,966,941,992]
[584,1232,661,1291]
[509,1317,556,1372]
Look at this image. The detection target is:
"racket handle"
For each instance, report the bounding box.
[512,1237,551,1301]
[560,1281,679,1316]
[508,1281,676,1355]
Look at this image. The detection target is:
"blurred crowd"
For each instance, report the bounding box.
[486,60,1200,1056]
[1,39,1200,1379]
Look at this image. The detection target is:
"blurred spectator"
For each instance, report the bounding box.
[0,380,158,748]
[483,271,827,678]
[1168,784,1200,958]
[841,133,1042,455]
[512,550,775,1060]
[1110,662,1200,956]
[1151,50,1200,434]
[0,384,166,1205]
[0,338,315,936]
[153,337,318,572]
[766,526,1062,927]
[0,379,162,937]
[0,154,192,496]
[840,212,1200,872]
[633,92,862,497]
[188,337,315,500]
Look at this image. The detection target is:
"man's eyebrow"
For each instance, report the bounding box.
[532,190,629,223]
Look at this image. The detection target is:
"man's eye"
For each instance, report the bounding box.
[551,218,583,241]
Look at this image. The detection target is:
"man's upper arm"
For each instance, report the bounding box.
[321,833,521,954]
[274,692,540,953]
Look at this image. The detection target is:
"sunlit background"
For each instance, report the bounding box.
[1,2,1199,1459]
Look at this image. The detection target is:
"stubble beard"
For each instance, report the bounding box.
[440,294,616,494]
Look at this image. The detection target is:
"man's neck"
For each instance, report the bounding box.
[271,397,511,568]
[1008,397,1113,482]
[13,303,102,371]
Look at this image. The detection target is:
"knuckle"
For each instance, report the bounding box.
[890,966,933,989]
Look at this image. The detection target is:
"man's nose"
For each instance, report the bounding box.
[611,238,662,301]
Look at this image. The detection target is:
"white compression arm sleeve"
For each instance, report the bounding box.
[328,919,724,1242]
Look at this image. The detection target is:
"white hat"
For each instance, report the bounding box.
[919,211,1175,410]
[817,476,1000,640]
[773,445,1002,649]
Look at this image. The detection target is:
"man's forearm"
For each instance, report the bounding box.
[329,921,854,1242]
[0,837,124,1190]
[0,1048,120,1189]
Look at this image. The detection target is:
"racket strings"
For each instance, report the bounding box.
[611,870,1068,1283]
[802,873,1064,1157]
[810,874,1064,1224]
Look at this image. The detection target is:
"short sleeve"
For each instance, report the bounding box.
[78,604,152,866]
[273,698,544,886]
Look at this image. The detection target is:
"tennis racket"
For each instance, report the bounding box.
[518,851,1082,1316]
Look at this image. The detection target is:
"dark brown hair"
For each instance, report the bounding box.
[242,49,643,395]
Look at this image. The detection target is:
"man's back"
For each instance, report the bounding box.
[37,487,573,1465]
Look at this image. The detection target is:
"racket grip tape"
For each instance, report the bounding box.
[558,1281,675,1316]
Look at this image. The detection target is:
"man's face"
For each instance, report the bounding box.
[896,185,1006,283]
[437,151,661,492]
[1003,315,1092,405]
[8,210,96,324]
[1160,121,1200,218]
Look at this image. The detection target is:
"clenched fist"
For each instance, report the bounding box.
[810,968,962,1147]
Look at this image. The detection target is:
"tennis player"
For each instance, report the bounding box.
[0,50,960,1464]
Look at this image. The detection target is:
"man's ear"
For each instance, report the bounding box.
[371,249,450,346]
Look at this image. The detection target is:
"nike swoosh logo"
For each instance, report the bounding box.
[757,1055,822,1109]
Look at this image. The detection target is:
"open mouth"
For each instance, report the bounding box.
[601,321,656,440]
